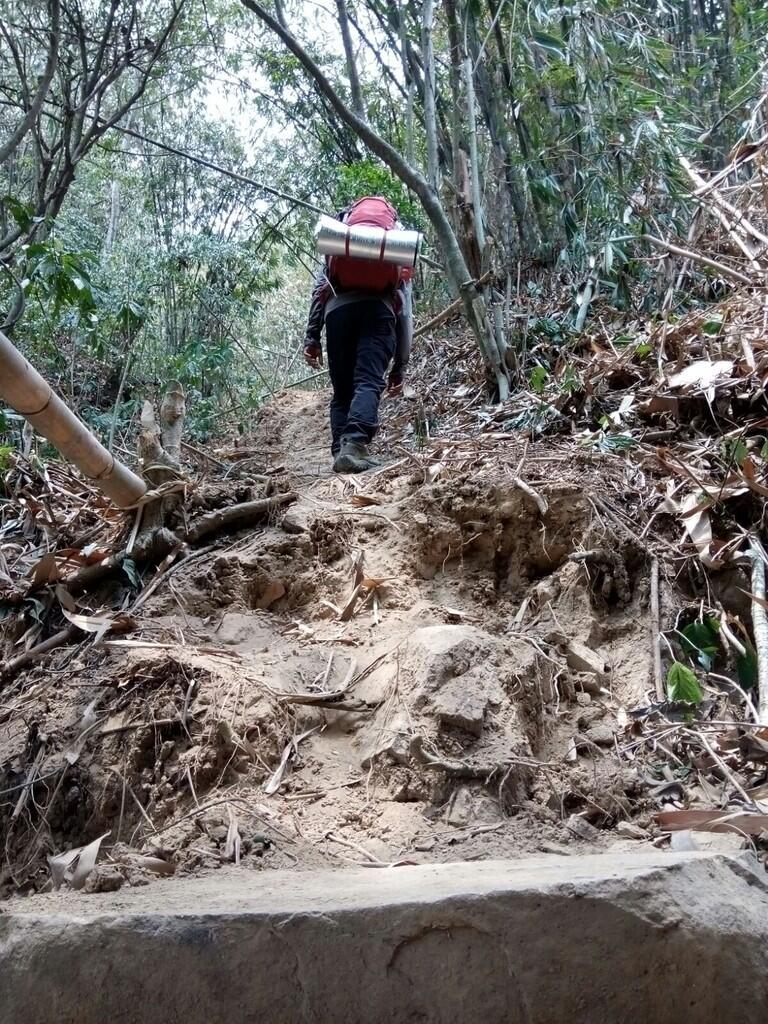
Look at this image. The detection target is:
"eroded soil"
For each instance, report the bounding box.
[1,389,667,893]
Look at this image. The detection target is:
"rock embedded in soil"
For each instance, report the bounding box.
[565,814,601,842]
[84,865,124,894]
[584,723,616,747]
[445,786,502,827]
[563,640,610,682]
[616,821,649,840]
[5,854,768,1024]
[432,677,488,736]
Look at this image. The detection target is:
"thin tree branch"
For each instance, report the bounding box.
[0,0,60,166]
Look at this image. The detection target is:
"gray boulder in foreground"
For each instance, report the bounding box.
[1,852,767,1023]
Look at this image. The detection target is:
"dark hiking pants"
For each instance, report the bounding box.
[325,299,396,455]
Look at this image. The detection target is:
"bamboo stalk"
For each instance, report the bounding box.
[650,559,665,702]
[641,234,754,286]
[0,331,146,508]
[463,56,487,258]
[749,537,768,726]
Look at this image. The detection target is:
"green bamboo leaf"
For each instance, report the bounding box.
[531,32,566,60]
[680,619,719,667]
[737,648,758,690]
[530,366,549,394]
[666,662,703,704]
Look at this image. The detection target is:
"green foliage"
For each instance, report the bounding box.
[333,161,423,229]
[2,0,765,438]
[723,437,748,467]
[530,32,567,61]
[24,239,98,322]
[587,428,638,453]
[529,366,549,394]
[530,316,567,345]
[559,363,581,394]
[737,647,758,690]
[2,195,37,232]
[680,618,720,670]
[702,315,724,336]
[666,662,704,704]
[122,558,142,590]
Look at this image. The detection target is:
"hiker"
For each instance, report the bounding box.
[302,196,414,473]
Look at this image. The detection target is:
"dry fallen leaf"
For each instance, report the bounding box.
[132,855,175,876]
[349,494,381,507]
[655,808,768,835]
[48,831,110,890]
[667,359,733,390]
[225,806,241,865]
[62,608,136,638]
[679,492,721,569]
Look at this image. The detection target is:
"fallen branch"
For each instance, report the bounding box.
[276,695,377,713]
[11,744,46,821]
[749,536,768,725]
[679,156,766,267]
[414,271,493,337]
[641,233,754,286]
[271,657,361,708]
[410,734,485,777]
[0,625,79,682]
[650,558,665,702]
[185,492,298,544]
[684,155,768,247]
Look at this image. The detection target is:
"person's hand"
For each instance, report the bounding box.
[387,371,404,396]
[304,341,323,369]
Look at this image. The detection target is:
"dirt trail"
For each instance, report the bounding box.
[2,387,677,893]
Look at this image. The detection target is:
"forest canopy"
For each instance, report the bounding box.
[1,0,766,434]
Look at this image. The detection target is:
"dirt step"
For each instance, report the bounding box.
[2,852,766,1024]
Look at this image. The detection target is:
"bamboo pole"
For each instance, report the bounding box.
[0,330,147,508]
[749,536,768,726]
[463,56,487,258]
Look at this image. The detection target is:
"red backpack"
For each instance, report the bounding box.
[328,196,404,293]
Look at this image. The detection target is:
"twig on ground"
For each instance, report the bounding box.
[650,558,665,701]
[511,476,548,515]
[0,625,79,684]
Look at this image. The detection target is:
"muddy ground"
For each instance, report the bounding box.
[1,387,701,894]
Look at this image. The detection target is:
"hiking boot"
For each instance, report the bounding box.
[333,440,376,474]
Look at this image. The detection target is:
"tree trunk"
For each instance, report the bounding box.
[398,0,415,164]
[421,0,440,189]
[335,0,367,123]
[462,56,487,262]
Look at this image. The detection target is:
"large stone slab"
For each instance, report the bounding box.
[2,853,767,1023]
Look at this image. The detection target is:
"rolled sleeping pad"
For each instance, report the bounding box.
[0,330,147,508]
[314,214,422,268]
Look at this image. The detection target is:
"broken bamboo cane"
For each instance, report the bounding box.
[0,330,146,508]
[748,536,768,726]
